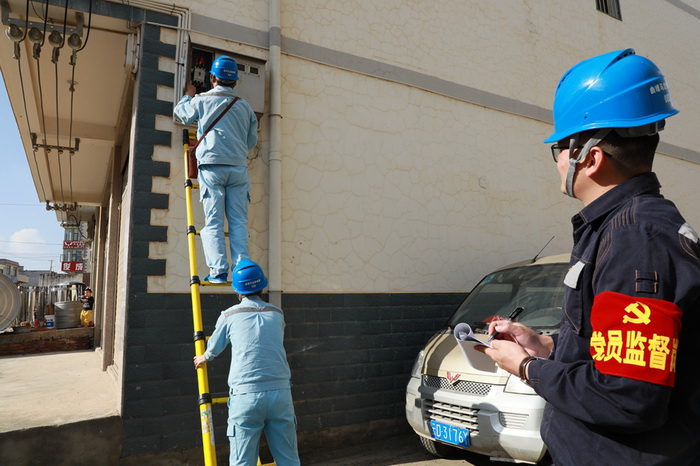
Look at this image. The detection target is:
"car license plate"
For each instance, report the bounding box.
[430,420,471,447]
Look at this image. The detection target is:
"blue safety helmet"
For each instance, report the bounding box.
[210,56,239,82]
[544,48,678,143]
[231,259,268,294]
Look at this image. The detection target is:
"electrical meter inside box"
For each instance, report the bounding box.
[189,47,265,118]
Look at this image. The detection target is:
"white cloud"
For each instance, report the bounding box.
[0,229,62,271]
[9,229,51,255]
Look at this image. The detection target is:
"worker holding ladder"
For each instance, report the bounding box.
[181,130,279,465]
[194,261,301,466]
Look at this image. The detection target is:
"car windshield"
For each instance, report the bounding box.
[447,262,569,335]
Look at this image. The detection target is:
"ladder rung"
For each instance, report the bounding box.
[212,397,228,405]
[191,230,229,237]
[200,281,231,287]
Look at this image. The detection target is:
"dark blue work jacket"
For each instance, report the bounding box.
[528,172,700,465]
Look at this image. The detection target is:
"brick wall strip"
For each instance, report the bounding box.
[122,290,462,457]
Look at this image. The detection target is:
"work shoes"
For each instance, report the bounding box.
[202,273,228,284]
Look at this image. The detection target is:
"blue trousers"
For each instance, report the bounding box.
[227,389,300,466]
[198,165,250,277]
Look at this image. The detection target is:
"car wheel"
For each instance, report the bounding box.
[418,435,456,458]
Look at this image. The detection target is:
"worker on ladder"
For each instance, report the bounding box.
[193,260,301,466]
[174,56,259,284]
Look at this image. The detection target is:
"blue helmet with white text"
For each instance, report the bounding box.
[231,260,267,294]
[210,56,239,82]
[544,48,678,143]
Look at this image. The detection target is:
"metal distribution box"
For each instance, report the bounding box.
[189,46,265,117]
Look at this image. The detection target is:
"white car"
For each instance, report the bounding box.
[406,254,570,464]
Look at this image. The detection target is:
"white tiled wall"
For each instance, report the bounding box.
[150,1,700,294]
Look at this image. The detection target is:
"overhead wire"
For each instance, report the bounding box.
[13,0,94,209]
[0,203,56,207]
[67,214,88,239]
[15,0,48,201]
[35,0,49,143]
[4,0,94,271]
[30,0,47,21]
[33,0,62,203]
[15,0,93,208]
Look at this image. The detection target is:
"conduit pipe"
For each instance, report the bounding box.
[267,0,282,307]
[106,0,191,99]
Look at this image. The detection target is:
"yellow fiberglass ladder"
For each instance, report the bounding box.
[182,129,273,466]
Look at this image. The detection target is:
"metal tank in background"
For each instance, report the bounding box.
[51,282,85,329]
[51,282,85,303]
[16,282,85,328]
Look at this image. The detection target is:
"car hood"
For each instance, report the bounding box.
[422,330,511,385]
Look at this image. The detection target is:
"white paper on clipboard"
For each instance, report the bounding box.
[453,323,497,372]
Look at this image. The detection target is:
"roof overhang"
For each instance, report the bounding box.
[1,0,136,223]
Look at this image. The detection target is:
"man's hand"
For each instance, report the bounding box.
[193,355,207,369]
[476,339,530,375]
[486,320,553,357]
[185,82,196,97]
[474,321,554,376]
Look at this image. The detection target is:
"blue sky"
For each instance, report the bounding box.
[1,70,65,272]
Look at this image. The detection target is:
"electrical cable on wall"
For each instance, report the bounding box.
[67,0,93,205]
[10,0,48,202]
[30,0,47,21]
[68,0,93,145]
[67,214,88,239]
[51,0,71,203]
[28,0,62,203]
[31,0,49,146]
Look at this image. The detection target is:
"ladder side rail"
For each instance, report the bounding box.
[184,129,218,466]
[184,129,273,466]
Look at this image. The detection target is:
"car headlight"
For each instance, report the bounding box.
[411,349,425,378]
[504,374,538,395]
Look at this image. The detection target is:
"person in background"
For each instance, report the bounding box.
[79,288,94,327]
[174,56,258,284]
[193,260,300,466]
[477,49,700,464]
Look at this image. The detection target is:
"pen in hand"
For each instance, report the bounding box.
[487,307,524,342]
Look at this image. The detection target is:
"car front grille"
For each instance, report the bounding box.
[424,399,479,432]
[423,375,492,396]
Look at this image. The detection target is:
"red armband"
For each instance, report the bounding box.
[589,291,682,387]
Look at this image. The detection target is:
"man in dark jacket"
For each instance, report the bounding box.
[478,49,700,465]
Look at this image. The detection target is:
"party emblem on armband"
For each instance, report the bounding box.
[589,291,682,387]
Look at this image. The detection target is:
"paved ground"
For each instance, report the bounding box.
[0,350,497,465]
[302,433,493,466]
[0,349,119,433]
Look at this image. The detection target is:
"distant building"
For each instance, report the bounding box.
[60,222,91,286]
[22,269,82,288]
[0,258,28,284]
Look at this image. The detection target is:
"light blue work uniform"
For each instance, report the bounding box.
[203,296,300,466]
[174,86,258,277]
